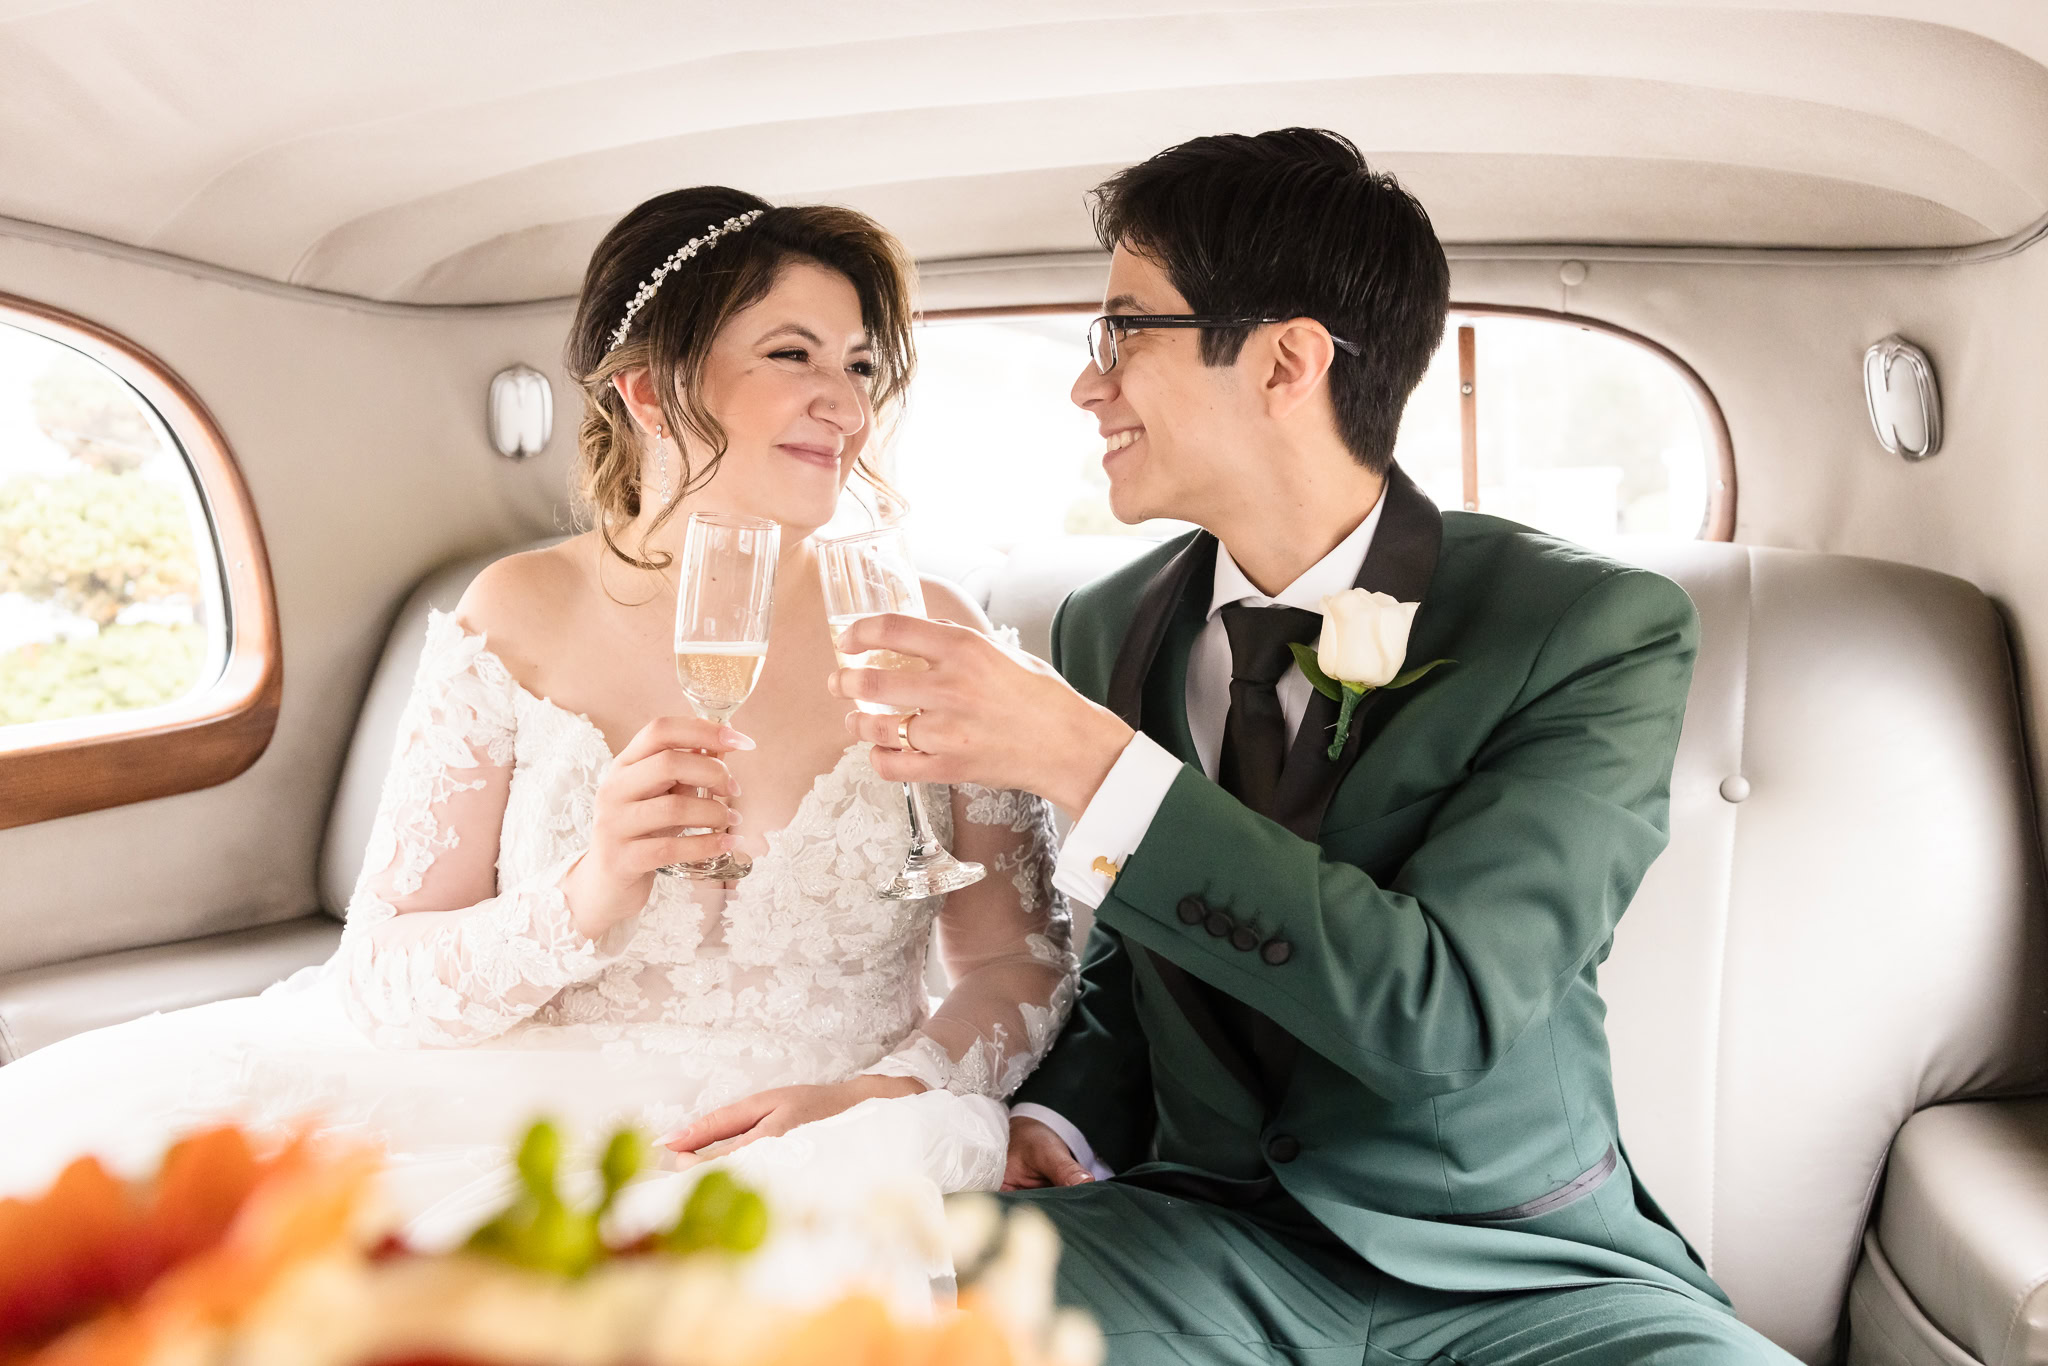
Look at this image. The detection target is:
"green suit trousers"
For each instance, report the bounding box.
[1004,1182,1798,1365]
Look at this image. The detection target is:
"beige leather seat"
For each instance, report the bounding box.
[0,917,340,1063]
[10,532,2047,1366]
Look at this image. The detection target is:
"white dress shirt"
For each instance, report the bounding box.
[1013,492,1387,1178]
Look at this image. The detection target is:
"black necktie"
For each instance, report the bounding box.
[1218,603,1323,815]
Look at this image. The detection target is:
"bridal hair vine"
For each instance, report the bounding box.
[605,210,767,354]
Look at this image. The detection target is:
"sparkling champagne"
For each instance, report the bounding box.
[828,613,928,716]
[675,644,767,721]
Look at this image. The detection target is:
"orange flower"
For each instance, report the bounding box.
[0,1125,378,1366]
[759,1294,1018,1366]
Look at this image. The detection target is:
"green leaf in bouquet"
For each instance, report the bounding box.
[597,1129,644,1216]
[525,1200,604,1277]
[662,1169,769,1255]
[1287,642,1343,702]
[514,1120,565,1205]
[467,1120,608,1276]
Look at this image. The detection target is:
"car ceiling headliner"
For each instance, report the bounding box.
[3,0,2045,305]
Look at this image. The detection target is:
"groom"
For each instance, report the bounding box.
[830,128,1789,1363]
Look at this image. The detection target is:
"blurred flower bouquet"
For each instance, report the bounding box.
[0,1122,1100,1366]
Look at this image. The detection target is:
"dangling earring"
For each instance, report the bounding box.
[653,423,673,507]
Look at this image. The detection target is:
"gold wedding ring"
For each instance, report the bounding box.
[896,713,923,754]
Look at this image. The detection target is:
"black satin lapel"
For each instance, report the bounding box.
[1105,533,1217,729]
[1102,535,1266,1097]
[1269,464,1445,842]
[1141,607,1204,766]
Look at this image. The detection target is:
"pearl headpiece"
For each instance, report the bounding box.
[605,210,766,354]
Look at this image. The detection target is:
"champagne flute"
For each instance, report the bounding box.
[816,527,986,900]
[664,511,778,880]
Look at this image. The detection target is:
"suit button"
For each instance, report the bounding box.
[1205,911,1234,938]
[1268,1134,1302,1163]
[1230,926,1259,952]
[1177,896,1206,926]
[1261,939,1293,966]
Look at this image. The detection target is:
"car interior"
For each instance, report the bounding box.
[3,4,2046,1364]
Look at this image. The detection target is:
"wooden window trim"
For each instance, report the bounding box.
[918,301,1738,542]
[0,292,281,830]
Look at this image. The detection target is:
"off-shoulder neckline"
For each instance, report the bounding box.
[424,609,863,776]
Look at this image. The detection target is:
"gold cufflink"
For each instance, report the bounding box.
[1091,856,1121,883]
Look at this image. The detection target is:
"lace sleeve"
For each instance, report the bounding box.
[862,784,1078,1098]
[330,612,628,1049]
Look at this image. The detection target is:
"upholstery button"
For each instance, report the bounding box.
[1268,1134,1301,1163]
[1177,896,1206,926]
[1720,775,1751,804]
[1230,926,1259,952]
[1261,939,1293,966]
[1205,911,1234,938]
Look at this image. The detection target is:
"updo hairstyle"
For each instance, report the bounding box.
[565,188,915,569]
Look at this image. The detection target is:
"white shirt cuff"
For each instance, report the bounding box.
[1051,731,1184,907]
[1010,1103,1115,1181]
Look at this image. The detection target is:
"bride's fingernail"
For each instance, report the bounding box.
[721,728,756,751]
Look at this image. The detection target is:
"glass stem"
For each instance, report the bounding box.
[688,701,738,836]
[901,781,940,857]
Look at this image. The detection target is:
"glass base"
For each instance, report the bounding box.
[877,848,985,901]
[658,849,754,880]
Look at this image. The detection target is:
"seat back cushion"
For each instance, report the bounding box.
[319,545,529,915]
[1606,542,2047,1360]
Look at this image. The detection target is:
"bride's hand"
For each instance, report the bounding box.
[659,1075,927,1161]
[560,715,751,941]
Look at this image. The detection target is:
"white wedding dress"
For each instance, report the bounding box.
[0,612,1076,1244]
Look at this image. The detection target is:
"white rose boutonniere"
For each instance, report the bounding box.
[1289,589,1453,760]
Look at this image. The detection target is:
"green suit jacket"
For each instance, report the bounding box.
[1013,465,1728,1307]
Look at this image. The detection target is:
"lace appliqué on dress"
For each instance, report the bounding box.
[330,613,627,1049]
[861,782,1077,1098]
[323,613,1076,1102]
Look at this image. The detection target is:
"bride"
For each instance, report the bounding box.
[0,188,1075,1229]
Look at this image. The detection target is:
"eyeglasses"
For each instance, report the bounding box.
[1085,314,1362,375]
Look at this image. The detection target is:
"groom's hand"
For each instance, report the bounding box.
[1003,1115,1095,1191]
[660,1075,925,1162]
[828,615,1134,818]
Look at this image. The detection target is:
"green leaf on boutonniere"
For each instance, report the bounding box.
[1318,660,1456,761]
[1288,642,1343,702]
[1385,658,1455,690]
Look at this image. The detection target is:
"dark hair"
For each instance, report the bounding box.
[565,187,914,569]
[1090,129,1449,474]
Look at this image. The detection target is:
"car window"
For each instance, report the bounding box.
[0,322,226,730]
[889,309,1725,552]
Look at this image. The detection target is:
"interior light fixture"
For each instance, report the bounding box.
[487,364,553,460]
[1863,337,1942,462]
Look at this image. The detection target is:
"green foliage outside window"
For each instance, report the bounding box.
[0,623,205,726]
[0,338,212,728]
[0,471,200,627]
